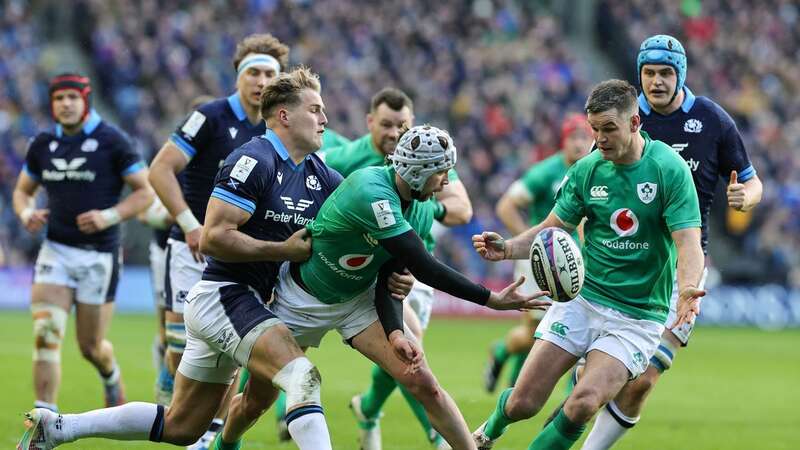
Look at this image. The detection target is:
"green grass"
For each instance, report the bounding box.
[2,312,799,449]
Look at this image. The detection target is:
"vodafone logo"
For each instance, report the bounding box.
[338,254,374,271]
[609,208,639,237]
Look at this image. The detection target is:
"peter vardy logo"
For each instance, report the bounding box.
[684,119,703,133]
[590,185,608,200]
[550,321,569,338]
[609,208,639,237]
[43,157,95,181]
[280,196,314,212]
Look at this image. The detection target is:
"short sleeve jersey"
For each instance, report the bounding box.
[519,153,570,225]
[323,133,459,252]
[23,110,145,252]
[320,129,352,152]
[300,166,434,304]
[202,130,343,301]
[639,87,756,252]
[168,93,266,241]
[553,131,701,323]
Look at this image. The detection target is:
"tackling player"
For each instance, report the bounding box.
[484,114,592,393]
[148,33,285,449]
[17,67,337,450]
[325,87,473,449]
[471,79,705,449]
[579,34,762,450]
[263,124,549,450]
[12,73,151,413]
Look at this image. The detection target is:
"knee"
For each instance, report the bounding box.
[398,368,442,401]
[504,392,543,420]
[565,388,604,423]
[32,304,67,363]
[78,340,103,361]
[623,370,657,402]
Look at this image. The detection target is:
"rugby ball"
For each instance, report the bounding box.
[529,227,584,302]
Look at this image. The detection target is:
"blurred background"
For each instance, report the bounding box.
[0,0,798,328]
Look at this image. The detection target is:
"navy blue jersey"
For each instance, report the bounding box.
[639,87,756,252]
[168,93,266,241]
[23,110,145,252]
[203,130,343,301]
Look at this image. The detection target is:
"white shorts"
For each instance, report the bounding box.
[165,238,206,314]
[406,281,434,330]
[33,239,121,305]
[665,267,709,345]
[272,262,379,348]
[535,296,664,379]
[149,240,167,309]
[178,280,282,384]
[513,259,546,320]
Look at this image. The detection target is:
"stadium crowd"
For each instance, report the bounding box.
[0,0,797,286]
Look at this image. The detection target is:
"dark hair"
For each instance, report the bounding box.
[260,66,321,120]
[370,87,413,113]
[585,79,638,116]
[232,34,290,72]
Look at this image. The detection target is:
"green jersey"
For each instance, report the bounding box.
[300,165,433,304]
[320,129,352,152]
[323,133,460,252]
[519,153,569,225]
[553,131,700,323]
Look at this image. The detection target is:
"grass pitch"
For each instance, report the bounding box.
[2,312,798,449]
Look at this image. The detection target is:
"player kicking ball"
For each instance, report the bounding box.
[471,79,706,450]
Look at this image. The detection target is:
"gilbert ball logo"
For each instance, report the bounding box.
[610,208,639,237]
[338,254,374,271]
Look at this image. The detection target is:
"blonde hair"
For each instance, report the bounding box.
[260,66,321,121]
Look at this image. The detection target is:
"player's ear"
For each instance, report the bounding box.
[630,112,641,133]
[278,108,290,126]
[366,112,374,129]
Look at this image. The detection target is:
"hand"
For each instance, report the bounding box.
[486,276,551,311]
[21,208,49,233]
[283,228,312,262]
[388,330,423,374]
[671,286,706,330]
[726,171,748,211]
[76,209,113,234]
[388,269,415,300]
[185,226,205,263]
[472,231,509,261]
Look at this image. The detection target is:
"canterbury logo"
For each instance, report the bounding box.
[590,186,608,198]
[550,321,569,338]
[280,196,314,211]
[51,158,87,171]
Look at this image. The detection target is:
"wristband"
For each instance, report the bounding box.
[20,207,34,224]
[100,207,122,227]
[143,198,171,229]
[432,199,447,221]
[176,209,201,233]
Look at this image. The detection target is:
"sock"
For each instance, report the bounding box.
[275,391,287,422]
[100,363,120,386]
[398,384,438,442]
[493,341,511,365]
[507,352,527,386]
[208,417,224,433]
[529,408,585,450]
[484,388,515,439]
[286,406,332,450]
[59,402,163,443]
[360,364,398,419]
[34,400,58,413]
[581,401,637,450]
[237,368,250,393]
[213,432,242,450]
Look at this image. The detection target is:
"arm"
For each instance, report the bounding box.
[474,211,574,261]
[13,171,49,233]
[495,181,532,236]
[75,169,154,234]
[380,230,550,310]
[727,171,762,212]
[434,179,473,226]
[671,227,706,328]
[375,259,406,336]
[200,197,310,263]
